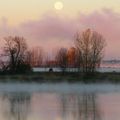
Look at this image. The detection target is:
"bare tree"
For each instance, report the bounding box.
[3,36,30,73]
[44,54,51,68]
[67,47,76,68]
[25,50,33,67]
[75,29,106,73]
[55,48,68,73]
[27,47,43,67]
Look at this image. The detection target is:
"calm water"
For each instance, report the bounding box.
[0,83,120,120]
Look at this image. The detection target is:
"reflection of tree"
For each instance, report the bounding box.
[2,92,31,120]
[60,93,101,120]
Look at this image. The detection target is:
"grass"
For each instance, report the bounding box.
[0,72,120,83]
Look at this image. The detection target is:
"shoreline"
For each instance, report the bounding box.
[0,72,119,83]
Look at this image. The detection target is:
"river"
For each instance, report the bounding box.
[0,83,119,120]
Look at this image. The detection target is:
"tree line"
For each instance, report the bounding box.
[0,29,106,74]
[55,29,106,74]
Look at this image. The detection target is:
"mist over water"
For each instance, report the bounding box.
[0,83,119,120]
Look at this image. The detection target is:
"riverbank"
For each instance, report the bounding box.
[0,72,120,83]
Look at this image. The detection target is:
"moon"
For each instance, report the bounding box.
[54,1,63,10]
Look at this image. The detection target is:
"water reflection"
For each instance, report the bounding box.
[0,92,102,120]
[60,93,101,120]
[2,92,31,120]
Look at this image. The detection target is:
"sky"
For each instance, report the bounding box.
[0,0,120,59]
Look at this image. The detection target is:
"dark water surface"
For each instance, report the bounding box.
[0,83,119,120]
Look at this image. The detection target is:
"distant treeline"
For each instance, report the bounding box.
[0,29,106,74]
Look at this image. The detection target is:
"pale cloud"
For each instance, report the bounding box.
[0,9,120,59]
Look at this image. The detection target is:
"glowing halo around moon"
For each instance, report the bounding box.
[54,1,63,10]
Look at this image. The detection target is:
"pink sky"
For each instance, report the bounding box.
[0,9,120,59]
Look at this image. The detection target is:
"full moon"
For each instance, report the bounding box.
[54,1,63,10]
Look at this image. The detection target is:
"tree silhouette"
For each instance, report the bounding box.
[3,36,31,73]
[55,48,68,74]
[75,29,106,73]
